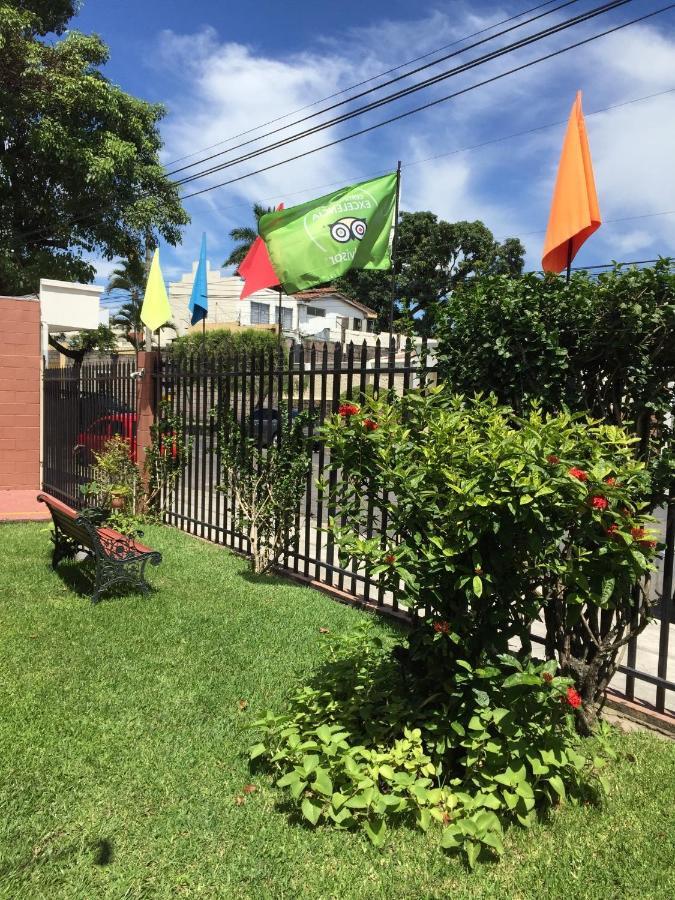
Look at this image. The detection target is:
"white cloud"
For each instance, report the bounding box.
[148,8,675,277]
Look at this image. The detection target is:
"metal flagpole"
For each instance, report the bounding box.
[278,286,283,341]
[388,161,402,337]
[565,238,573,284]
[144,234,153,352]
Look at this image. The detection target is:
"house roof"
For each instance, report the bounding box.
[292,287,378,318]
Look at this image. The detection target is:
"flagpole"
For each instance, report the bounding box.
[277,286,283,342]
[566,239,573,284]
[144,234,153,352]
[388,161,402,337]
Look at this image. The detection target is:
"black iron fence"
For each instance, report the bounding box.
[41,343,674,716]
[155,339,432,613]
[43,360,137,505]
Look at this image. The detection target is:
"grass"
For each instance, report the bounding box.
[1,522,675,899]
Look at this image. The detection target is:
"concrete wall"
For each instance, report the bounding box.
[0,297,41,489]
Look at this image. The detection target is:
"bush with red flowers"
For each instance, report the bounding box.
[321,390,657,732]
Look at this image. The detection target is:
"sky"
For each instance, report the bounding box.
[70,0,675,291]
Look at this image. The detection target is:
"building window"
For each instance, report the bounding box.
[352,317,362,331]
[306,306,326,317]
[250,302,270,324]
[366,319,377,333]
[275,306,293,330]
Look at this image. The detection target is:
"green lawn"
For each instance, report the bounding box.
[1,522,674,899]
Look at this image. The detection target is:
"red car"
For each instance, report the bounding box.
[75,413,138,465]
[76,413,178,466]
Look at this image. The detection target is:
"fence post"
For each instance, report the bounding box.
[136,350,159,475]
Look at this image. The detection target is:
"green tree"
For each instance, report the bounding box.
[0,1,189,295]
[223,203,274,269]
[335,213,525,333]
[48,324,117,372]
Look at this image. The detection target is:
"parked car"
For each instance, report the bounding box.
[75,413,137,465]
[250,408,318,449]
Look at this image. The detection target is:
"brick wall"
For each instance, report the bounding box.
[0,297,41,489]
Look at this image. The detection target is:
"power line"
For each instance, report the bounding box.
[12,4,673,249]
[162,0,564,169]
[14,83,675,250]
[167,0,583,177]
[158,87,674,220]
[181,2,673,200]
[175,0,631,188]
[12,0,625,245]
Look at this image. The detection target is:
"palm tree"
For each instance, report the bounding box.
[107,257,174,350]
[223,203,274,268]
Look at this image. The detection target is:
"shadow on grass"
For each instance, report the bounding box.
[92,838,114,866]
[48,557,154,605]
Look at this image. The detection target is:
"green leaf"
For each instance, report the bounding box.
[313,768,333,796]
[276,771,300,788]
[316,725,333,744]
[364,817,388,848]
[440,824,462,849]
[548,775,566,800]
[301,797,322,826]
[472,575,483,597]
[249,742,267,760]
[482,831,505,856]
[417,808,431,832]
[465,840,480,869]
[502,672,542,688]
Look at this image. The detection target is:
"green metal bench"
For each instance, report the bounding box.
[37,493,162,603]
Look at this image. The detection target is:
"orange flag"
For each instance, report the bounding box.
[542,91,601,273]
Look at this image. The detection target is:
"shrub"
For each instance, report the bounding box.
[252,623,612,865]
[144,400,192,517]
[216,407,312,574]
[320,391,658,731]
[80,435,141,532]
[434,262,675,505]
[169,327,279,362]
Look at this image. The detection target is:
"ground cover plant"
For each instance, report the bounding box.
[2,523,675,898]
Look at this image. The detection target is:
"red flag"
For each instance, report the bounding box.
[238,204,283,299]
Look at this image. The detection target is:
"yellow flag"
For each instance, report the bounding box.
[140,248,171,332]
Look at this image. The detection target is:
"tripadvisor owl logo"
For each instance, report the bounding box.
[303,184,379,253]
[329,217,367,243]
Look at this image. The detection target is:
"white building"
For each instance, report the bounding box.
[167,263,382,344]
[39,278,104,361]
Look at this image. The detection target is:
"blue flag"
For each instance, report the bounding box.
[188,233,208,325]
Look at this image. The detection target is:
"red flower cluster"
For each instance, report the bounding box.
[604,476,617,486]
[640,539,657,551]
[605,523,619,538]
[433,620,450,634]
[562,687,582,709]
[631,526,646,541]
[568,467,589,481]
[384,553,396,564]
[542,671,553,683]
[363,418,379,431]
[338,403,360,417]
[589,495,608,510]
[546,454,560,465]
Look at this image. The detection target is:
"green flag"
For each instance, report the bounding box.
[258,173,398,294]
